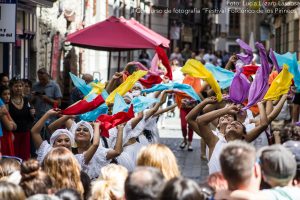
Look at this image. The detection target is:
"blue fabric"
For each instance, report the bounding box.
[274,52,300,91]
[132,96,159,113]
[112,93,129,114]
[0,99,5,137]
[85,89,109,102]
[205,63,234,89]
[142,83,201,101]
[112,94,158,114]
[69,72,92,96]
[79,103,108,121]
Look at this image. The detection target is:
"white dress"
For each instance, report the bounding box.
[75,146,111,180]
[117,142,144,171]
[143,116,160,143]
[208,137,227,174]
[36,141,52,164]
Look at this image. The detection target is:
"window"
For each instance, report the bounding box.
[229,10,240,36]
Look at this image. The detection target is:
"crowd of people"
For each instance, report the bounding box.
[0,40,299,200]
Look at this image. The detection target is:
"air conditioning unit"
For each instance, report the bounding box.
[152,0,168,8]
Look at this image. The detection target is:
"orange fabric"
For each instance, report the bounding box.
[268,71,279,85]
[242,100,259,116]
[176,75,201,108]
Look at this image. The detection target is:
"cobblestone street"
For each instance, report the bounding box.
[158,109,209,183]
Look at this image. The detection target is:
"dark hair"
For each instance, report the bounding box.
[55,189,81,200]
[19,159,53,197]
[0,73,8,82]
[9,77,23,88]
[159,177,206,200]
[0,85,10,96]
[80,171,91,200]
[220,141,256,190]
[125,167,165,200]
[22,79,32,88]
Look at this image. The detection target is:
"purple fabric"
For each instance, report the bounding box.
[229,65,251,104]
[269,48,281,72]
[244,42,271,110]
[236,39,253,65]
[295,122,300,126]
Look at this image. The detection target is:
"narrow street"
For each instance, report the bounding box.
[158,109,209,183]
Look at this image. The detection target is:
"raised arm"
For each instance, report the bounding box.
[130,112,144,130]
[83,121,100,164]
[267,94,287,123]
[196,104,238,149]
[48,115,75,134]
[31,109,60,150]
[154,103,177,117]
[186,97,217,134]
[105,72,123,94]
[145,91,168,120]
[106,124,124,160]
[244,101,269,142]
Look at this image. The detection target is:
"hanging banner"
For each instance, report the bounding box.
[0,0,16,43]
[51,33,60,80]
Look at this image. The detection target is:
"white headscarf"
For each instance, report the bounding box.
[133,81,144,90]
[50,129,74,146]
[72,121,94,141]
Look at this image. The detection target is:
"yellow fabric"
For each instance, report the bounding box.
[181,59,222,101]
[88,82,105,96]
[264,64,293,100]
[106,70,148,104]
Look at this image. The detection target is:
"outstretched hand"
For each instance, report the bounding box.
[46,109,61,117]
[203,96,218,104]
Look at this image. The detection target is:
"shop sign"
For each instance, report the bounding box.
[0,0,16,43]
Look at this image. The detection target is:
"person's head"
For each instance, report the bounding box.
[82,74,93,84]
[218,114,235,131]
[55,189,81,200]
[9,77,23,97]
[258,144,297,187]
[42,147,84,197]
[0,73,9,87]
[26,194,60,200]
[174,47,180,53]
[206,172,228,192]
[184,43,190,50]
[73,121,94,144]
[49,129,73,149]
[0,85,10,103]
[19,159,54,197]
[22,79,32,96]
[220,141,260,191]
[137,144,180,180]
[283,140,300,187]
[131,82,143,97]
[0,181,26,200]
[80,171,91,200]
[0,157,21,180]
[125,64,138,75]
[159,177,206,200]
[125,166,165,200]
[224,121,247,141]
[90,164,128,200]
[37,68,50,85]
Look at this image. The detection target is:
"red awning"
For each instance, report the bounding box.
[66,16,169,51]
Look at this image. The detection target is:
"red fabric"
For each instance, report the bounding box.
[180,108,194,142]
[62,95,105,115]
[155,46,173,80]
[139,74,162,88]
[241,65,259,78]
[67,16,169,51]
[98,105,135,137]
[13,131,30,160]
[0,129,15,156]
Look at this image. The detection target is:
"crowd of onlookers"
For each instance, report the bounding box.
[0,43,299,200]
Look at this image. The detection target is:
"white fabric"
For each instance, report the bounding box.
[144,116,160,143]
[117,142,144,172]
[172,67,184,83]
[36,140,52,163]
[138,134,150,146]
[72,121,94,141]
[208,137,227,174]
[50,129,74,146]
[75,146,111,180]
[276,101,290,121]
[123,116,146,146]
[262,186,300,200]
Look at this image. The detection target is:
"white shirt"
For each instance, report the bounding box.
[208,137,227,174]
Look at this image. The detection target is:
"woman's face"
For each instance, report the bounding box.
[23,82,31,95]
[75,125,91,142]
[219,114,235,128]
[1,89,10,104]
[12,82,23,96]
[53,135,71,149]
[132,86,142,97]
[224,121,245,141]
[1,76,9,87]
